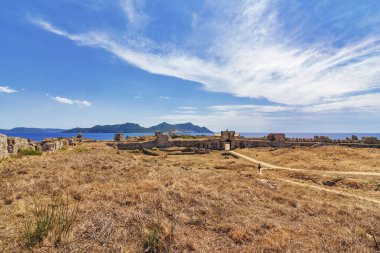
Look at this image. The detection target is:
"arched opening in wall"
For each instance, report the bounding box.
[225,140,232,151]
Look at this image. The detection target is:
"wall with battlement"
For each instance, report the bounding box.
[113,132,380,151]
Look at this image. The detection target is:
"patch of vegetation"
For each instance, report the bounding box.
[142,196,179,253]
[59,146,68,152]
[23,197,79,249]
[144,226,162,253]
[375,183,380,191]
[18,148,42,156]
[75,147,89,153]
[170,135,195,139]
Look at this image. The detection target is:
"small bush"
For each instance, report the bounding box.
[18,149,42,156]
[143,226,162,253]
[75,147,89,153]
[23,198,79,249]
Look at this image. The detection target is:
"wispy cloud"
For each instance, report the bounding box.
[303,93,380,113]
[48,94,92,107]
[120,0,148,27]
[209,104,291,113]
[175,106,198,114]
[134,95,144,99]
[179,106,197,110]
[31,0,380,110]
[159,96,171,100]
[0,86,17,93]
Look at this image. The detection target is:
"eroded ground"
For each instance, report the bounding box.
[0,143,379,252]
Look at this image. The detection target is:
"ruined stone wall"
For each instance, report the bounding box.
[237,140,271,148]
[41,138,69,151]
[0,134,8,158]
[113,132,380,151]
[0,134,39,158]
[7,137,33,155]
[116,140,157,150]
[171,139,221,149]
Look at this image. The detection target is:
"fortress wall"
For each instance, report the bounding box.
[116,140,157,150]
[237,140,271,148]
[113,131,380,151]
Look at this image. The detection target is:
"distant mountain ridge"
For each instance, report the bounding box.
[63,122,213,134]
[0,127,65,133]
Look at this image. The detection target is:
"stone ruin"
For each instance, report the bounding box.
[0,133,87,159]
[114,133,124,142]
[267,133,286,142]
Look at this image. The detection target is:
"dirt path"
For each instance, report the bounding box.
[229,151,380,176]
[230,151,380,205]
[276,178,380,205]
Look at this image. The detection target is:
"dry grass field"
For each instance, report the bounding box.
[1,143,380,252]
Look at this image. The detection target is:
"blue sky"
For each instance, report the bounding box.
[1,0,380,132]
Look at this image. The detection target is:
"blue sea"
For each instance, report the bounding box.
[1,132,380,141]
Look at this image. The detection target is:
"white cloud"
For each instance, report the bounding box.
[159,96,171,100]
[134,95,144,99]
[303,93,380,112]
[120,0,148,27]
[49,95,92,107]
[179,106,197,110]
[31,0,380,109]
[0,86,17,93]
[209,104,291,113]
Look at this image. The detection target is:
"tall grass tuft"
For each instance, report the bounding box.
[18,148,42,156]
[23,197,79,249]
[143,226,162,253]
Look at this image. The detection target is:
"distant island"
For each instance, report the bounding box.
[63,122,213,134]
[0,127,65,133]
[1,122,213,134]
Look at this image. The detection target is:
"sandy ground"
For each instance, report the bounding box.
[1,143,380,252]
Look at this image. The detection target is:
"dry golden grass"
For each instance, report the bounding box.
[0,143,380,252]
[237,146,380,172]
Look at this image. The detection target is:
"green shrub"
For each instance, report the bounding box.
[23,198,79,249]
[18,149,42,156]
[75,147,89,153]
[143,226,162,253]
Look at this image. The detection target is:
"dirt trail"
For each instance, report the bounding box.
[229,151,380,176]
[230,151,380,205]
[276,178,380,205]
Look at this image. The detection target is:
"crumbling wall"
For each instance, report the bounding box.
[41,138,69,151]
[362,137,379,144]
[7,137,34,155]
[114,133,123,142]
[116,140,157,150]
[0,134,8,158]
